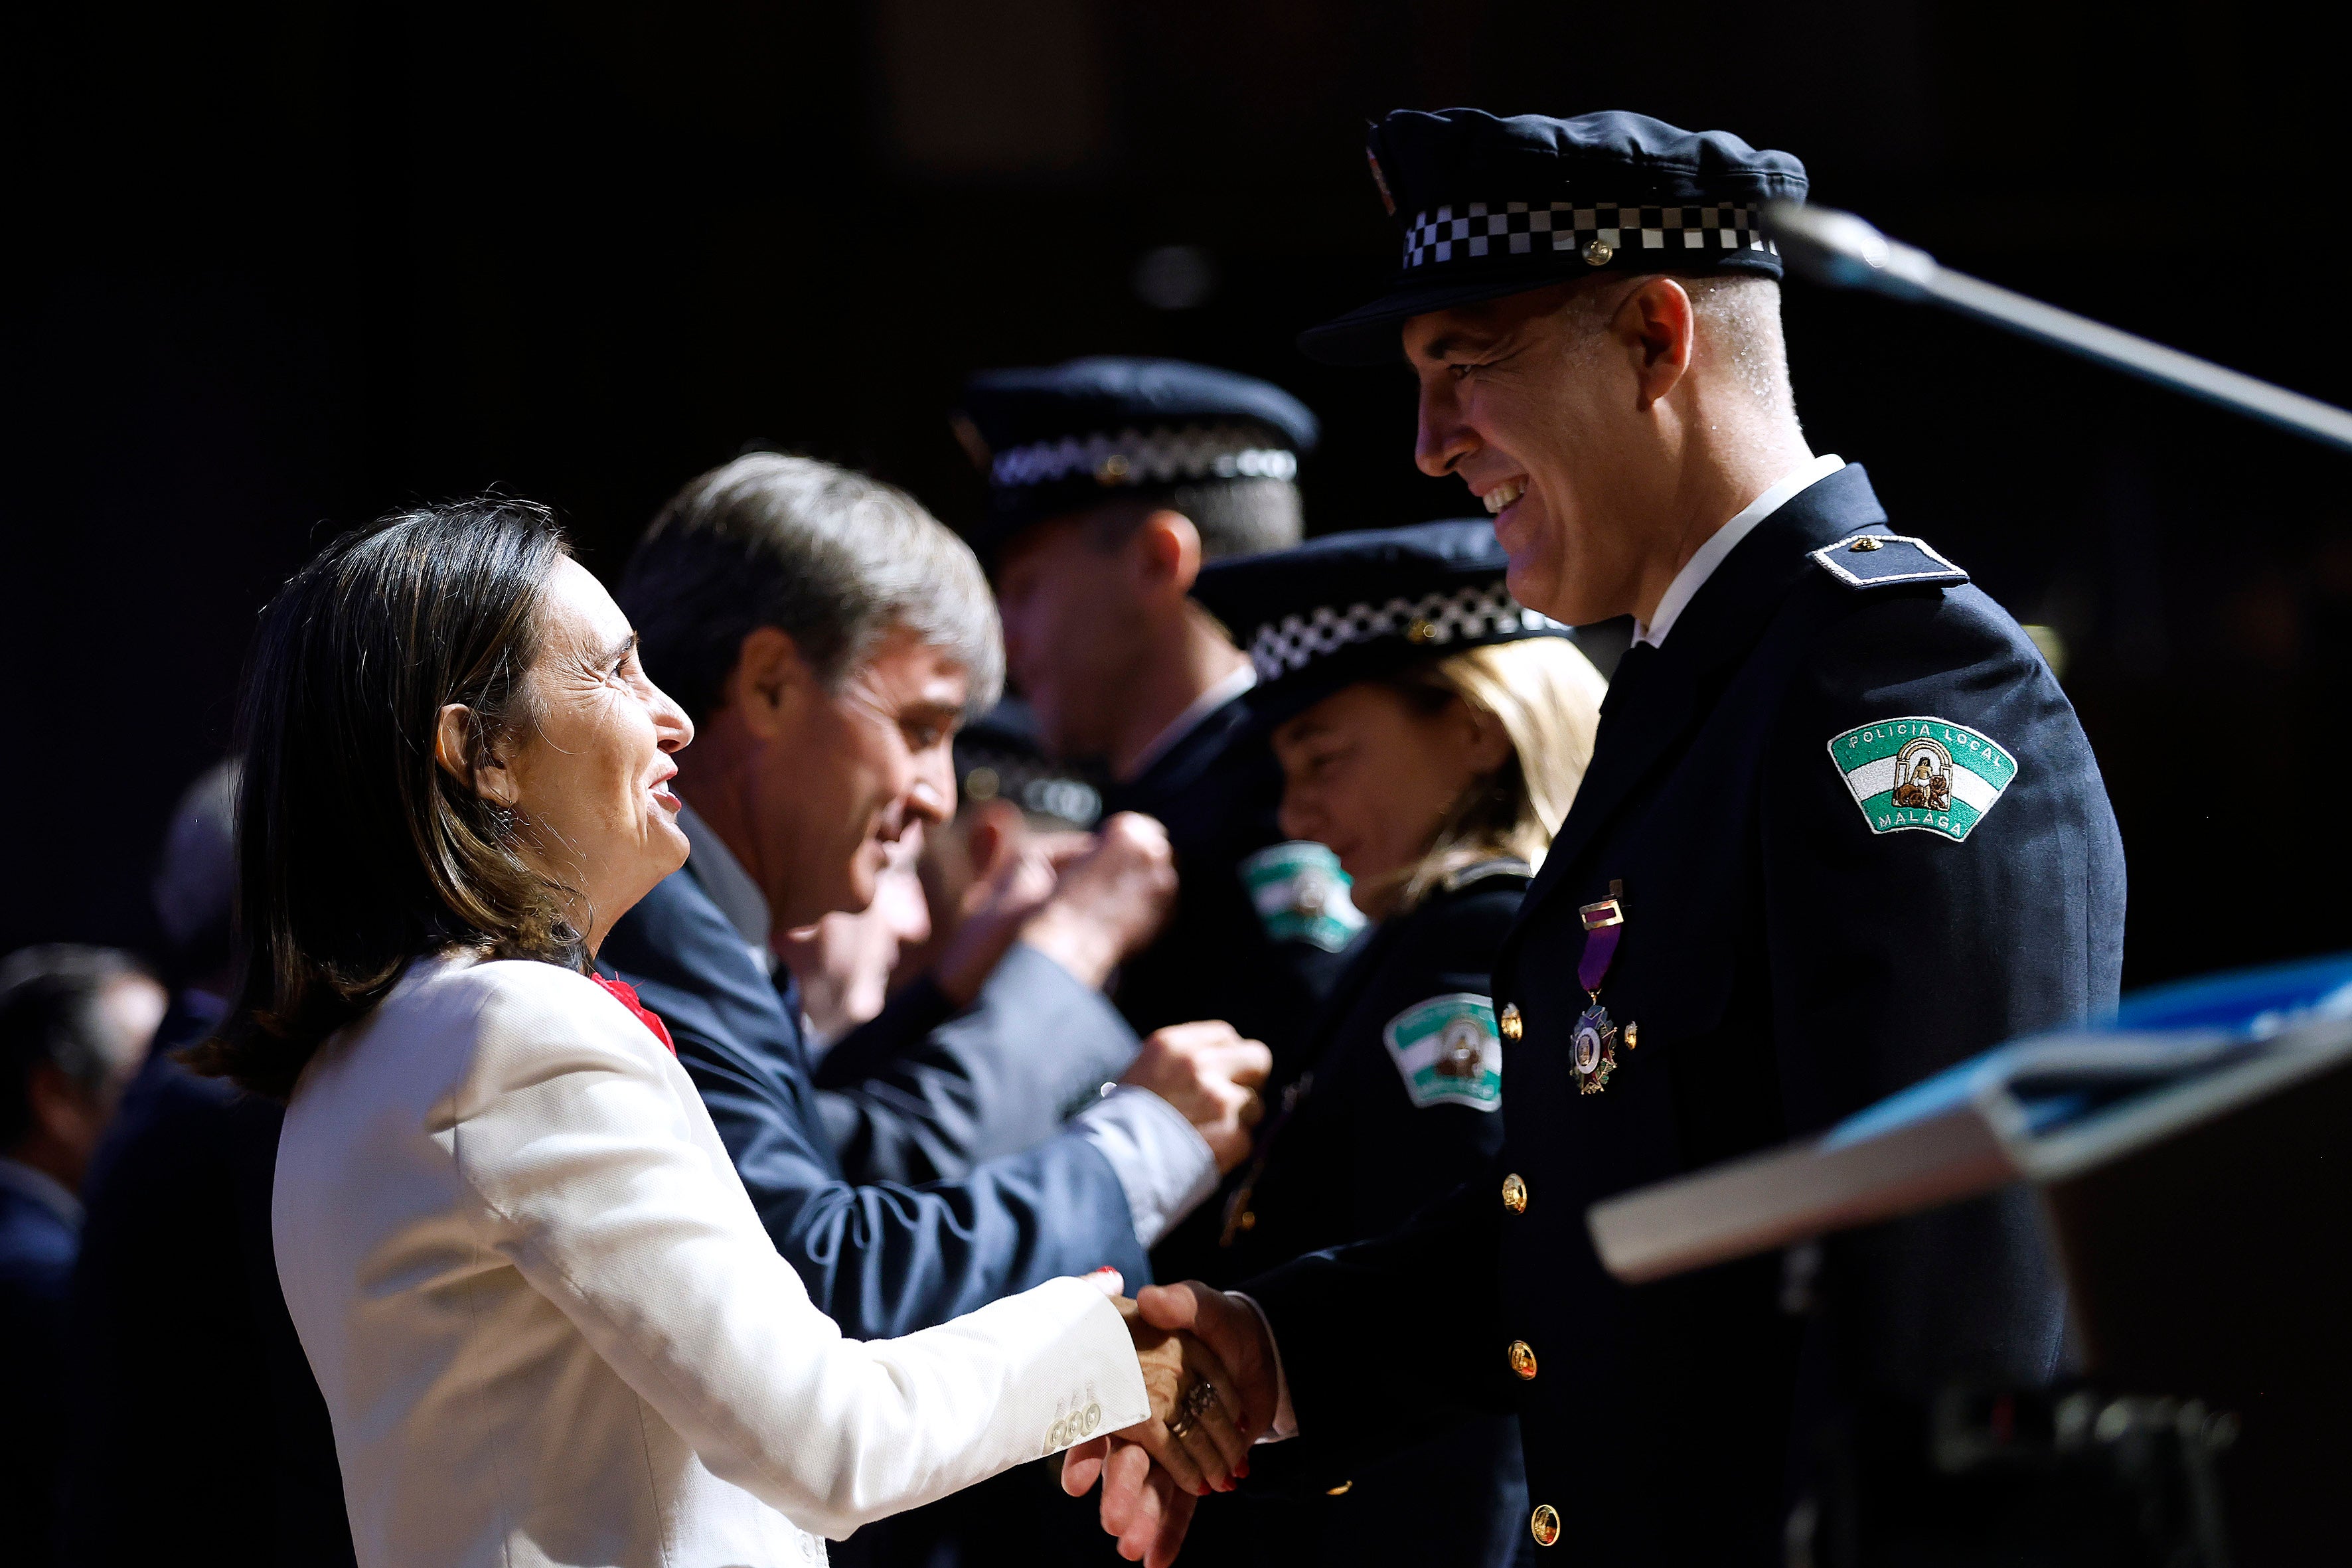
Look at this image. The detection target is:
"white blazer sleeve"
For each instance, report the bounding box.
[437,965,1148,1539]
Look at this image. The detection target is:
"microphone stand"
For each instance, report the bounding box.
[1763,200,2352,455]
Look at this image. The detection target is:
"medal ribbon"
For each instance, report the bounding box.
[1576,897,1624,997]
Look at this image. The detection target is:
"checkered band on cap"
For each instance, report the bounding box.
[990,424,1298,491]
[1248,581,1565,680]
[1401,201,1772,270]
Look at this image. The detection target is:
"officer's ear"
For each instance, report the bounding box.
[1456,697,1514,778]
[720,625,820,743]
[1129,509,1204,601]
[1617,276,1697,410]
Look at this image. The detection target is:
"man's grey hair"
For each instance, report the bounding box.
[621,453,1004,726]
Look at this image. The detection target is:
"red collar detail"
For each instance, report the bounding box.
[591,974,675,1055]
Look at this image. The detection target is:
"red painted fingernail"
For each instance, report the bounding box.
[1235,1460,1250,1479]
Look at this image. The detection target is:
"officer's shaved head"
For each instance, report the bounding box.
[1078,475,1304,562]
[1541,272,1796,417]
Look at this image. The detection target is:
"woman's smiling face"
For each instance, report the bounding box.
[495,558,696,952]
[1271,679,1504,919]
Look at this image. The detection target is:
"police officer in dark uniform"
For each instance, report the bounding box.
[955,360,1362,1281]
[1067,110,2128,1567]
[1170,520,1606,1567]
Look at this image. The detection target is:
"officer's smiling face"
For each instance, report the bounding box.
[1404,277,1662,625]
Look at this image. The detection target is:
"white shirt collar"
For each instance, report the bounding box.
[1633,453,1845,649]
[674,799,775,970]
[0,1156,82,1230]
[1122,663,1258,782]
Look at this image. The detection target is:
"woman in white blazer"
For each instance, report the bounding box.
[190,500,1257,1568]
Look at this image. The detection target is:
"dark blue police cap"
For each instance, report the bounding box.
[955,357,1318,560]
[1193,519,1573,728]
[1300,109,1809,366]
[954,698,1103,828]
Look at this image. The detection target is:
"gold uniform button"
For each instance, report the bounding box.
[1501,1173,1528,1214]
[1326,1480,1353,1496]
[1849,534,1884,552]
[1507,1339,1538,1380]
[1530,1503,1562,1547]
[1405,616,1437,644]
[1498,1004,1524,1042]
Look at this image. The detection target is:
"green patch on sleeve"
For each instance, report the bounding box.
[1382,992,1502,1112]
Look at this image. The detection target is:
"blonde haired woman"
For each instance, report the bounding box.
[1162,520,1603,1566]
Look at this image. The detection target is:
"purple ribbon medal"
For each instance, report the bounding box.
[1571,892,1634,1095]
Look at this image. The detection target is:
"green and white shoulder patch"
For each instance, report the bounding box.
[1382,992,1502,1112]
[1239,841,1367,953]
[1828,716,2017,842]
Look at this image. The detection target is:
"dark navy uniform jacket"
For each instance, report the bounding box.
[1109,692,1356,1285]
[1,1156,78,1567]
[1103,692,1354,1073]
[1245,465,2126,1563]
[1190,862,1532,1568]
[603,859,1149,1340]
[59,996,354,1568]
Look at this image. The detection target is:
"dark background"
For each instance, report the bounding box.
[7,0,2345,988]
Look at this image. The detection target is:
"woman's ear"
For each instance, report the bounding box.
[434,703,518,805]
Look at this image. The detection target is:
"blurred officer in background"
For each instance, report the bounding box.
[954,358,1357,1283]
[62,761,356,1568]
[603,453,1269,1358]
[1074,109,2127,1567]
[1174,521,1605,1566]
[1,943,163,1567]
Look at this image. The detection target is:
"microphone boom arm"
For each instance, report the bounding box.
[1763,200,2352,455]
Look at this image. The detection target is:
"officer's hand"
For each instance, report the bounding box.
[1019,813,1178,990]
[1118,1022,1269,1172]
[1066,1283,1280,1566]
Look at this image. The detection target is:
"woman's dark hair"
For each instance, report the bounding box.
[185,500,578,1099]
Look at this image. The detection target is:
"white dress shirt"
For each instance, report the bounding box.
[275,955,1148,1567]
[676,799,777,975]
[1633,453,1845,649]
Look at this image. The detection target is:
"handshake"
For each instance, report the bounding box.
[1077,1277,1285,1568]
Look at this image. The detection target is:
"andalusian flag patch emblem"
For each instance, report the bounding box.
[1239,841,1367,953]
[1381,993,1503,1112]
[1828,717,2017,842]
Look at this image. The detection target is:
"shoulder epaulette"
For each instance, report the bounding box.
[1440,858,1534,894]
[1808,534,1970,590]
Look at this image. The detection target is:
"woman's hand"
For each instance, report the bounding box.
[1101,1295,1254,1500]
[1065,1283,1281,1565]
